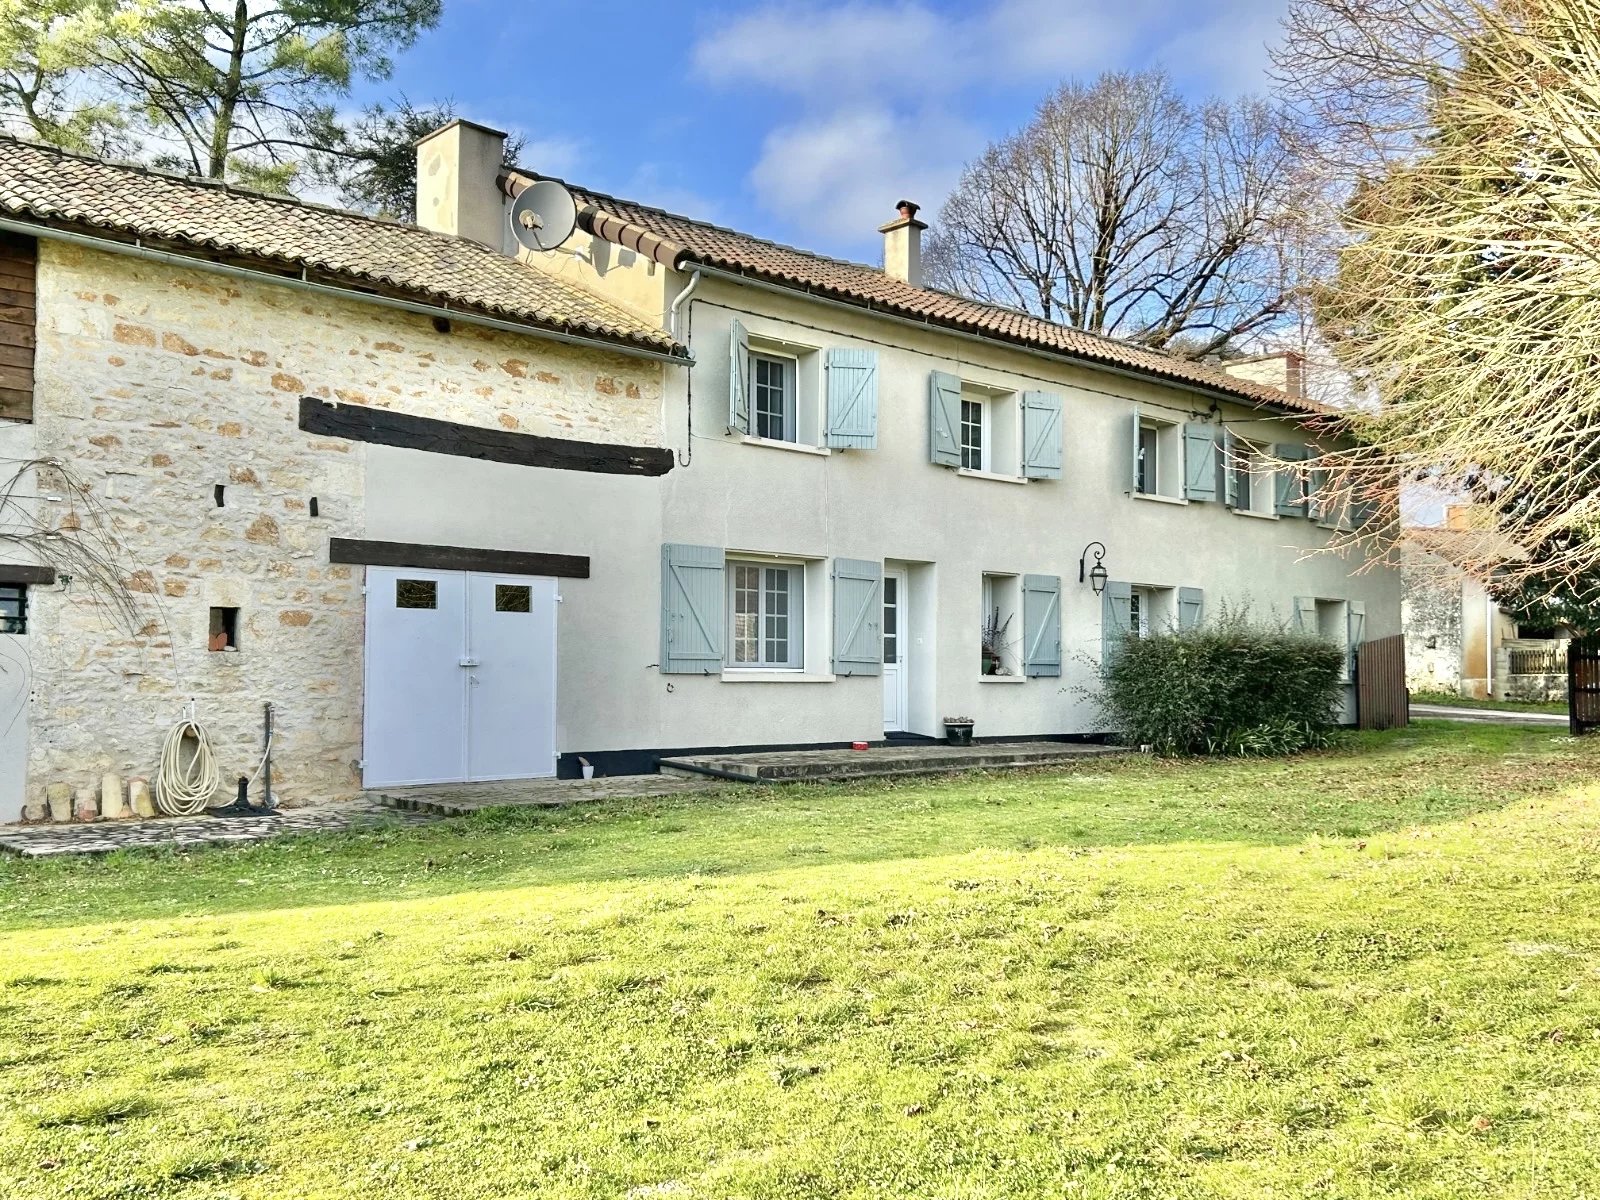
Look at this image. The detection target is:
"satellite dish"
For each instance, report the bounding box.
[509,180,578,252]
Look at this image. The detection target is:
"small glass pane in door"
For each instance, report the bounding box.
[883,576,898,663]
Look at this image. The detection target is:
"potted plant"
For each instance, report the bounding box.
[943,716,975,745]
[981,607,1013,676]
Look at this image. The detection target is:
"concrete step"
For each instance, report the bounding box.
[658,741,1122,784]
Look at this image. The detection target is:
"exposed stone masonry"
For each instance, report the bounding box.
[19,242,662,817]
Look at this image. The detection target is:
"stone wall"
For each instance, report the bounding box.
[1401,540,1464,694]
[22,241,661,810]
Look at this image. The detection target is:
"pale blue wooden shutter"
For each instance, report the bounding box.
[1101,580,1133,672]
[929,371,961,467]
[831,558,882,675]
[661,543,724,674]
[1183,424,1217,501]
[1351,496,1379,530]
[1022,574,1061,676]
[1178,586,1204,631]
[727,319,750,435]
[826,348,878,449]
[1021,391,1062,480]
[1347,600,1366,676]
[1221,430,1239,508]
[1274,444,1307,516]
[1292,595,1318,633]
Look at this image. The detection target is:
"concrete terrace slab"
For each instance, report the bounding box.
[660,740,1124,783]
[0,800,438,859]
[371,773,727,818]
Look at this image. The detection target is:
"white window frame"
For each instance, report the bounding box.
[1130,585,1173,637]
[749,349,798,444]
[1135,419,1182,498]
[960,395,990,472]
[980,572,1022,676]
[1315,598,1352,681]
[1233,439,1276,517]
[727,557,806,671]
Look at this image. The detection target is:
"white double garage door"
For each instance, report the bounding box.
[363,567,557,788]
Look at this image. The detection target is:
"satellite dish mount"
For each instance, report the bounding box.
[509,180,578,253]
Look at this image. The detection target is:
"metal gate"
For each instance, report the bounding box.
[1356,634,1409,731]
[1569,637,1600,736]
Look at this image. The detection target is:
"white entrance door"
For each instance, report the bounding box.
[882,569,909,732]
[465,573,558,782]
[362,567,557,787]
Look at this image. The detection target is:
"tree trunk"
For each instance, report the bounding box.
[207,0,250,179]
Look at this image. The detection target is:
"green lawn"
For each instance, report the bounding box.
[1411,690,1569,715]
[4,722,1600,1198]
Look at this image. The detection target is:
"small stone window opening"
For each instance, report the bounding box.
[214,484,225,508]
[0,585,28,635]
[309,496,319,518]
[209,606,239,652]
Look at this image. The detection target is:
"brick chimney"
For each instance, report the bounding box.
[415,119,507,249]
[879,200,926,286]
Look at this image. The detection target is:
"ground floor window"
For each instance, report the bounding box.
[1130,585,1172,637]
[0,584,25,635]
[729,560,805,669]
[981,572,1020,674]
[1316,598,1351,680]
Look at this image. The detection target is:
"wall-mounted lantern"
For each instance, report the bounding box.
[1078,541,1109,596]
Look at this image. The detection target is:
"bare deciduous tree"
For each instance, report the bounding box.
[924,70,1315,357]
[1303,0,1600,590]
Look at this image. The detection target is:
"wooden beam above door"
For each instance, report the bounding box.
[299,397,674,477]
[329,537,590,579]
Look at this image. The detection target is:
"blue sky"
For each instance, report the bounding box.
[352,0,1290,262]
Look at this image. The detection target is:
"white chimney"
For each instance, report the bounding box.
[879,200,926,286]
[415,118,507,248]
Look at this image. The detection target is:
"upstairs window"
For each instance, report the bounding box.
[1131,413,1182,498]
[751,352,797,442]
[1137,423,1160,494]
[961,397,986,470]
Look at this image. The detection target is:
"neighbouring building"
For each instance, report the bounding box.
[1402,506,1566,701]
[0,123,1401,822]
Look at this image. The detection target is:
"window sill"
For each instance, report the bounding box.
[1132,491,1188,506]
[957,468,1027,485]
[721,670,836,683]
[1230,508,1279,521]
[740,436,830,457]
[978,674,1026,684]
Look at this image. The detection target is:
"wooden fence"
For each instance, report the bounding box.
[1356,634,1409,731]
[1569,638,1600,736]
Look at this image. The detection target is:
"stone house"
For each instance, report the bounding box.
[0,124,1401,821]
[1402,509,1566,701]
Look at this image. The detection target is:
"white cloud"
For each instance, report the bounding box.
[693,0,1294,251]
[749,106,981,246]
[505,133,584,180]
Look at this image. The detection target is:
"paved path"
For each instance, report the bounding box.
[0,800,438,859]
[372,773,725,817]
[1412,703,1569,727]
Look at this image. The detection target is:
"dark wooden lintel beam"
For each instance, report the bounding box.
[0,564,56,584]
[329,537,589,579]
[299,397,673,477]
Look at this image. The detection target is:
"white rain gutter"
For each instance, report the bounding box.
[693,264,1310,421]
[0,217,693,368]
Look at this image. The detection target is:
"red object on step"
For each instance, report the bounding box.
[851,740,869,751]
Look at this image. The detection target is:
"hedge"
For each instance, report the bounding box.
[1098,612,1347,756]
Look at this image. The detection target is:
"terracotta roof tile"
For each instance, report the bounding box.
[525,172,1324,416]
[0,138,681,357]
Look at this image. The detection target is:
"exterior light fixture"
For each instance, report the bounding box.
[1078,541,1109,596]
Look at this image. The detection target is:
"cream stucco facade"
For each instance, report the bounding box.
[0,130,1402,821]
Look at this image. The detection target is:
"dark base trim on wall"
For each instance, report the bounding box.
[558,731,1112,779]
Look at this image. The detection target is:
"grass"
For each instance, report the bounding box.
[1410,690,1569,714]
[2,721,1599,1198]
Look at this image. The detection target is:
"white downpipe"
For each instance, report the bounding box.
[668,268,702,341]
